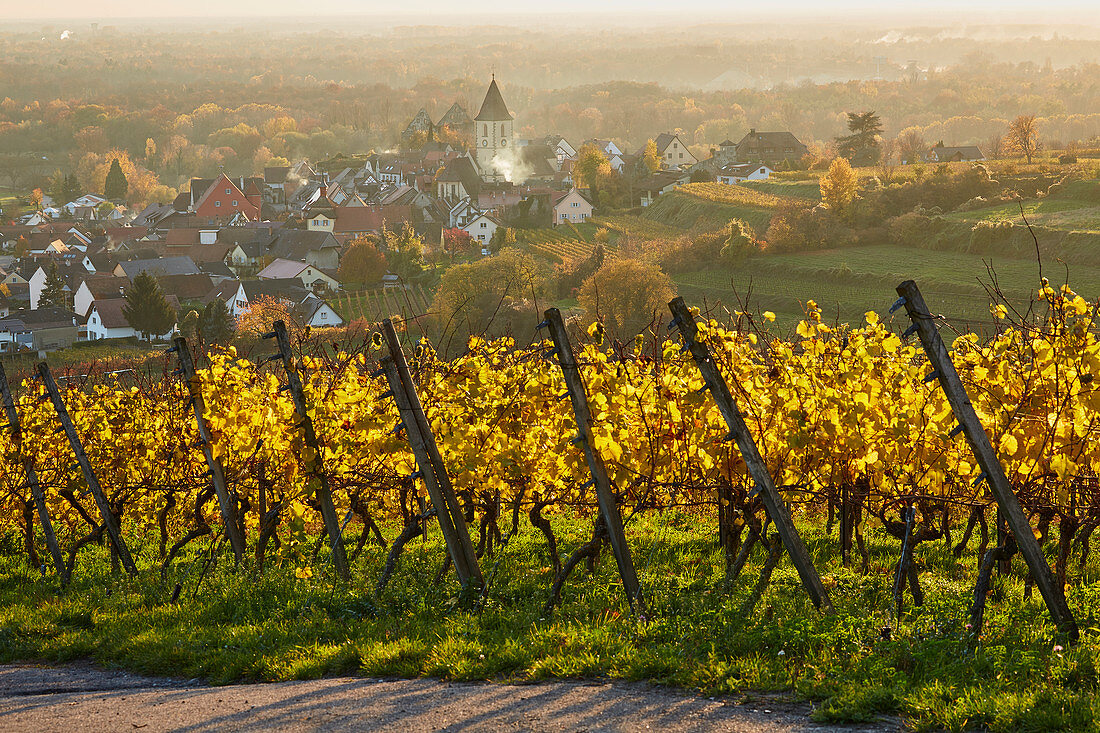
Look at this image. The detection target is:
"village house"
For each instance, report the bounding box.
[734,129,808,167]
[256,258,340,293]
[0,307,79,353]
[926,144,985,163]
[552,188,594,225]
[636,171,691,207]
[86,296,180,341]
[649,133,698,169]
[716,163,774,185]
[462,213,503,245]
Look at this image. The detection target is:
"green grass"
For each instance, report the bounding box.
[2,512,1099,731]
[673,244,1100,333]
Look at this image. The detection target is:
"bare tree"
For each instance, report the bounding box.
[875,138,899,184]
[895,126,926,164]
[986,133,1005,160]
[1006,115,1040,165]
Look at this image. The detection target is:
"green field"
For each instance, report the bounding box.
[673,244,1097,332]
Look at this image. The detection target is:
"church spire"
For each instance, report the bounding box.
[474,77,513,122]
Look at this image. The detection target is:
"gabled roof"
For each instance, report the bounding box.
[474,79,513,122]
[89,298,131,329]
[78,274,126,300]
[156,273,215,301]
[257,258,310,280]
[269,230,341,261]
[294,297,343,326]
[437,102,472,129]
[203,279,243,306]
[436,157,482,197]
[930,145,985,160]
[117,256,201,279]
[242,278,311,303]
[735,130,807,150]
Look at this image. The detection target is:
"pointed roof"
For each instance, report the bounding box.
[475,79,513,122]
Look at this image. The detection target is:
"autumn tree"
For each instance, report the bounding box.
[382,221,424,283]
[236,295,300,337]
[104,158,128,201]
[720,219,758,262]
[573,143,612,192]
[1006,114,1040,165]
[443,227,473,256]
[819,157,858,219]
[641,139,661,174]
[578,258,675,339]
[123,271,176,340]
[337,235,388,285]
[430,250,551,344]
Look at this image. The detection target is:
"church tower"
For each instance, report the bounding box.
[474,76,514,182]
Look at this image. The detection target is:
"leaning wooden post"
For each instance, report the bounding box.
[169,337,246,565]
[378,319,482,588]
[668,296,834,613]
[539,308,645,613]
[894,280,1078,641]
[0,362,67,585]
[37,361,138,576]
[264,321,350,581]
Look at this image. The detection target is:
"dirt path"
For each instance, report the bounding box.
[0,663,900,732]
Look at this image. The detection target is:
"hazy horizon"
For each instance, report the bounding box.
[2,0,1098,24]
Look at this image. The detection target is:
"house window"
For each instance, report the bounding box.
[320,311,326,320]
[225,188,231,195]
[232,200,238,207]
[480,222,487,228]
[215,201,221,208]
[572,202,578,207]
[679,153,684,159]
[560,213,567,220]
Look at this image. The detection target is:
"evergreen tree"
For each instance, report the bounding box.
[123,272,176,340]
[198,298,235,345]
[38,262,70,310]
[104,158,128,201]
[62,173,81,203]
[835,111,883,166]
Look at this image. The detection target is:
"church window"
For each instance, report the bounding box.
[482,139,488,147]
[483,124,488,136]
[501,139,507,147]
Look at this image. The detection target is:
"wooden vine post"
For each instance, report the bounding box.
[37,361,138,576]
[378,318,482,588]
[170,337,246,565]
[894,280,1078,641]
[0,362,67,584]
[668,297,834,613]
[540,307,644,613]
[264,321,350,581]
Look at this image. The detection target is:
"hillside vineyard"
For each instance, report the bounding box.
[2,286,1099,587]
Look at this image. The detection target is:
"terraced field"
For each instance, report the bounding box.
[739,179,821,201]
[639,189,777,235]
[334,285,434,323]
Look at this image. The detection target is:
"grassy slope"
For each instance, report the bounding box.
[671,176,1100,331]
[1,514,1097,731]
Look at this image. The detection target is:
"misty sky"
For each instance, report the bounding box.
[3,0,1098,21]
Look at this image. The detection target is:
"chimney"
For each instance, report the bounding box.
[749,128,755,136]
